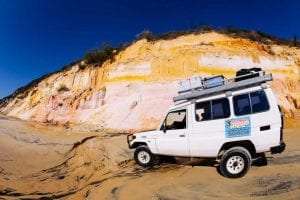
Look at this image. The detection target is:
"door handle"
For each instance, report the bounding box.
[260,125,270,131]
[179,134,185,137]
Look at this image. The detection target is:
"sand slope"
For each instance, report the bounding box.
[0,115,300,199]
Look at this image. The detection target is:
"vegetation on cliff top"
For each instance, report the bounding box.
[137,26,299,47]
[84,26,299,66]
[84,43,125,65]
[0,26,298,108]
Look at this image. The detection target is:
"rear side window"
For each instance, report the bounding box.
[233,94,251,116]
[212,98,230,119]
[195,98,230,121]
[250,91,269,113]
[233,90,269,116]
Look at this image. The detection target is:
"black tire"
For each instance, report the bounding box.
[134,146,155,167]
[219,147,251,178]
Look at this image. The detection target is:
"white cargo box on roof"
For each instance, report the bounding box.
[177,75,226,94]
[178,76,203,94]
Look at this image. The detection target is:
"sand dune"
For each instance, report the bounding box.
[0,115,300,199]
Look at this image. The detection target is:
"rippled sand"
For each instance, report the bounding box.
[0,115,299,199]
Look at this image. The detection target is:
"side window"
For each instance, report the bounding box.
[212,98,230,119]
[233,90,269,116]
[164,110,186,130]
[250,91,269,113]
[233,94,251,116]
[195,101,211,121]
[195,98,230,121]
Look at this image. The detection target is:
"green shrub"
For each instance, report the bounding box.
[136,30,154,41]
[84,43,118,65]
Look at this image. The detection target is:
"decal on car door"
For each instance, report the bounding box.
[225,117,251,138]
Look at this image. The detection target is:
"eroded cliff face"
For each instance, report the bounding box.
[1,32,300,132]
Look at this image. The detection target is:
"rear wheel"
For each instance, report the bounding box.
[134,146,154,167]
[219,147,251,178]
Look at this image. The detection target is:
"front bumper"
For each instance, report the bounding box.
[270,142,286,154]
[127,134,134,148]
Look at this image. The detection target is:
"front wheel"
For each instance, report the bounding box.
[134,146,154,167]
[219,147,251,178]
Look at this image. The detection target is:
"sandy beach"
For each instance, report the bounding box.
[0,114,299,200]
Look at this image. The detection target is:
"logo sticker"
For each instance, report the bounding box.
[225,117,251,138]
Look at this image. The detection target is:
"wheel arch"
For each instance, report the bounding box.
[131,142,148,149]
[218,140,256,158]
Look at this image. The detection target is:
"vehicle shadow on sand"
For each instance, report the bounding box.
[158,155,269,176]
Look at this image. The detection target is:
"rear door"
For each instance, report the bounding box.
[155,109,190,156]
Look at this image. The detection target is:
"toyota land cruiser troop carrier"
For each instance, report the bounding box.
[127,69,285,178]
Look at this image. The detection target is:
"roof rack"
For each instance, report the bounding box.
[173,72,272,103]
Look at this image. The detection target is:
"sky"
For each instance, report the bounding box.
[0,0,299,98]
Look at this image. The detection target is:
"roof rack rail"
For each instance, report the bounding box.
[173,72,272,102]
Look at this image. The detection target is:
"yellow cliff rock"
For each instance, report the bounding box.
[1,32,299,132]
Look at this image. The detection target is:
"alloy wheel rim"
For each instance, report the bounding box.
[138,151,150,164]
[226,155,245,174]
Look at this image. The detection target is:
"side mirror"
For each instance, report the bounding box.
[161,123,167,133]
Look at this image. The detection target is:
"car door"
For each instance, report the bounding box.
[155,109,190,156]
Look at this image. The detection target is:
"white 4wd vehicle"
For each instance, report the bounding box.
[127,70,285,178]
